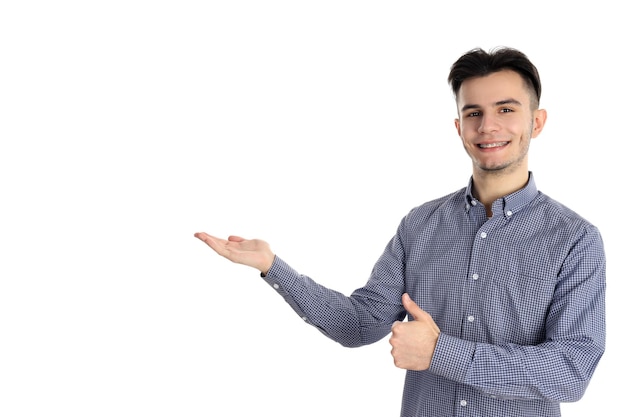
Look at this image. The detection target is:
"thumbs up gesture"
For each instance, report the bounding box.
[389,293,441,371]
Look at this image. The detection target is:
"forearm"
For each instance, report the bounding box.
[261,256,400,347]
[430,333,603,402]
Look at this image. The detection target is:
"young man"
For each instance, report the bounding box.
[195,47,606,417]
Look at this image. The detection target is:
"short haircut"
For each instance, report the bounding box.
[448,47,542,108]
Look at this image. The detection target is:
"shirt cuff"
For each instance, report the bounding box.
[429,333,475,384]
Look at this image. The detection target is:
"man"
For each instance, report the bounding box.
[195,47,606,416]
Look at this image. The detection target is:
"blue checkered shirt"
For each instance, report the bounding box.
[262,172,606,417]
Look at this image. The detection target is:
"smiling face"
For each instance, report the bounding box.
[454,70,547,177]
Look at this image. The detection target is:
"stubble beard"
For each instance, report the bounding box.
[471,123,534,176]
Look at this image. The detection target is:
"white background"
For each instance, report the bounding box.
[1,1,622,416]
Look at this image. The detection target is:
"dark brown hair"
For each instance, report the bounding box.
[448,47,542,108]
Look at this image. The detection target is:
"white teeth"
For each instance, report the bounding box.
[479,142,507,148]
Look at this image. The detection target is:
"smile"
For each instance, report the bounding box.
[478,141,509,149]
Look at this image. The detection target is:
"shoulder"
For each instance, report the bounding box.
[404,188,466,223]
[534,192,598,229]
[531,192,604,246]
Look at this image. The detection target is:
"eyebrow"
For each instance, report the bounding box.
[460,98,523,112]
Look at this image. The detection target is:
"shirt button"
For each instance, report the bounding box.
[472,273,479,280]
[302,316,308,322]
[273,283,280,289]
[506,210,513,217]
[460,400,467,407]
[471,200,477,206]
[480,232,487,238]
[467,315,475,322]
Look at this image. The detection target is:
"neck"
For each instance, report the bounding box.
[472,169,530,217]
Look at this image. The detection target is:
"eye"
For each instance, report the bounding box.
[467,111,480,117]
[500,108,513,113]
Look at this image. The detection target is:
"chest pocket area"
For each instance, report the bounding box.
[482,266,557,344]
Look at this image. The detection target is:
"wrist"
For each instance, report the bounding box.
[259,254,276,276]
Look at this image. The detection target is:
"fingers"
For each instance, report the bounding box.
[195,232,219,246]
[195,233,246,244]
[194,232,224,254]
[402,293,429,321]
[194,232,213,243]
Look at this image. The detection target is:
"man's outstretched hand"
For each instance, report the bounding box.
[194,232,275,275]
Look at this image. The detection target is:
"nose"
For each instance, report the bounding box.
[478,113,499,134]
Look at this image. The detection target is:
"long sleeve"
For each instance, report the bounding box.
[261,255,405,347]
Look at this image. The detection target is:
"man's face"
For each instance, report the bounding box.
[454,70,546,175]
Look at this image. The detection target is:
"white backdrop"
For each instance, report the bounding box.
[1,1,621,416]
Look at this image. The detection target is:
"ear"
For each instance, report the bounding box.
[454,118,461,137]
[531,109,547,138]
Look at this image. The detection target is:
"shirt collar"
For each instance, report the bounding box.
[464,172,539,218]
